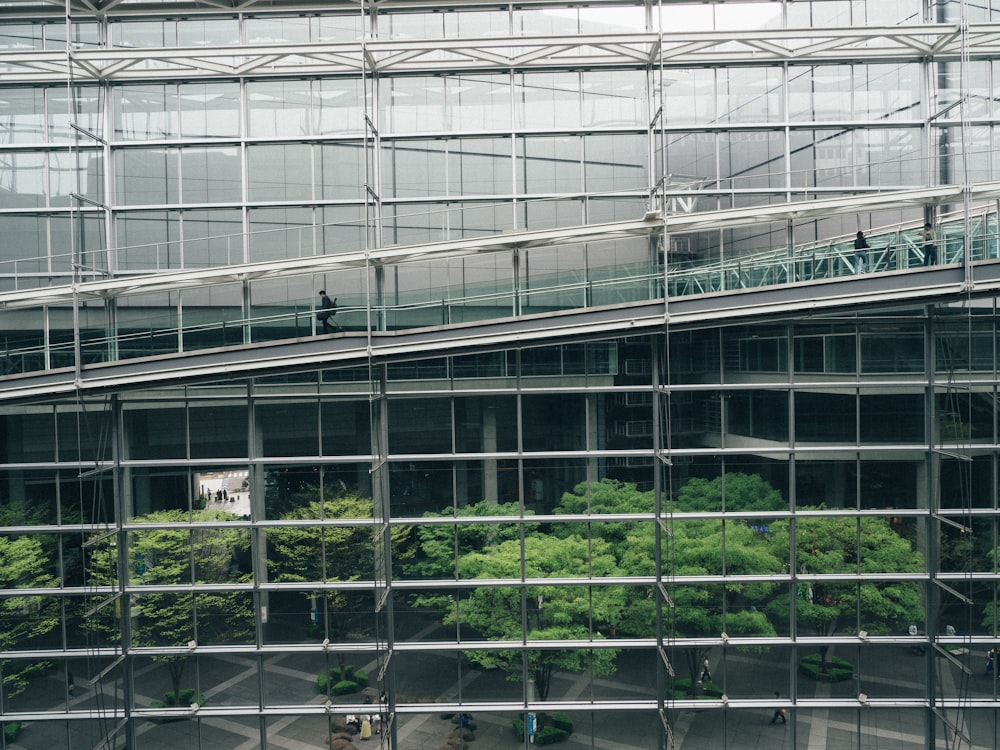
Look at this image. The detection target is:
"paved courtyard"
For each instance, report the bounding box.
[7,637,997,750]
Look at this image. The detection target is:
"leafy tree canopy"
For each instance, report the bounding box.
[448,534,621,698]
[0,535,60,699]
[268,492,413,584]
[672,473,785,513]
[764,510,924,637]
[87,509,253,701]
[405,499,528,581]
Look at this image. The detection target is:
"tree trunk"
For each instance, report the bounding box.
[167,657,186,704]
[818,644,830,675]
[533,659,554,700]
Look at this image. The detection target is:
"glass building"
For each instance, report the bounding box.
[1,1,1000,748]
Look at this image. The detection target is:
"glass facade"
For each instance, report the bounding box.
[2,1,1000,749]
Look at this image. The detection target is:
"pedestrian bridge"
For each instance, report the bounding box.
[1,182,1000,403]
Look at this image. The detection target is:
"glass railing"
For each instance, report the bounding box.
[667,211,997,297]
[0,211,997,379]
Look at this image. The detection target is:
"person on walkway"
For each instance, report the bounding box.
[317,290,340,333]
[699,656,712,683]
[853,231,870,274]
[360,714,372,740]
[921,222,937,265]
[769,691,786,724]
[987,648,995,675]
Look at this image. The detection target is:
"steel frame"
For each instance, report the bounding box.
[1,22,999,82]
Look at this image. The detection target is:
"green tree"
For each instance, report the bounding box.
[450,534,621,699]
[667,517,783,683]
[552,480,657,636]
[672,473,785,513]
[0,535,60,699]
[406,499,528,581]
[559,478,784,687]
[765,510,924,671]
[266,489,413,671]
[87,509,252,703]
[405,494,630,697]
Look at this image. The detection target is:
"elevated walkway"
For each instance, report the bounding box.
[4,262,999,404]
[0,183,999,403]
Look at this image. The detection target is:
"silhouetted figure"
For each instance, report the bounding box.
[854,231,870,273]
[317,290,340,333]
[770,691,786,724]
[921,223,937,265]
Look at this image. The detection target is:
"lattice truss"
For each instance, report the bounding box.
[1,6,999,82]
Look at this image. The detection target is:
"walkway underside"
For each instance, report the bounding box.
[2,261,995,404]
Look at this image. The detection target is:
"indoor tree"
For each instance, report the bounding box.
[0,534,60,700]
[86,509,253,704]
[266,489,413,671]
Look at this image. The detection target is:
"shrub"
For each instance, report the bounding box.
[535,726,570,745]
[671,678,724,699]
[512,717,525,738]
[163,689,205,706]
[331,679,360,696]
[513,714,571,743]
[799,653,854,682]
[551,712,574,734]
[320,665,367,693]
[3,722,21,742]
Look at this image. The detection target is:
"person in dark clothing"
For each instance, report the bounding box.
[317,290,340,333]
[854,231,870,273]
[921,222,937,265]
[770,691,787,724]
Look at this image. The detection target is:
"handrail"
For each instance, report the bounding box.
[0,209,997,378]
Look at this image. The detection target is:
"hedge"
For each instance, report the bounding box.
[799,653,854,682]
[3,723,21,742]
[551,712,574,734]
[670,678,724,699]
[535,726,570,745]
[512,713,573,744]
[319,665,369,694]
[150,689,206,709]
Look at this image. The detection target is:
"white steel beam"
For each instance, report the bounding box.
[3,24,1000,83]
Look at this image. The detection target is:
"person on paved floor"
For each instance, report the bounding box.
[770,691,787,724]
[699,656,712,683]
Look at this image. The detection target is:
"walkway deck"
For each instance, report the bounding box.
[3,261,998,404]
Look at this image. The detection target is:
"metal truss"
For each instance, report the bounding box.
[3,183,998,311]
[3,259,1000,404]
[2,22,1000,83]
[2,182,999,312]
[0,214,664,310]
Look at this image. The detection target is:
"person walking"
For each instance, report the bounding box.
[360,714,372,740]
[921,222,937,265]
[316,290,340,333]
[769,691,787,724]
[853,231,870,274]
[699,656,712,683]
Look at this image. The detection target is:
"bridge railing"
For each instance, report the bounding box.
[0,211,998,378]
